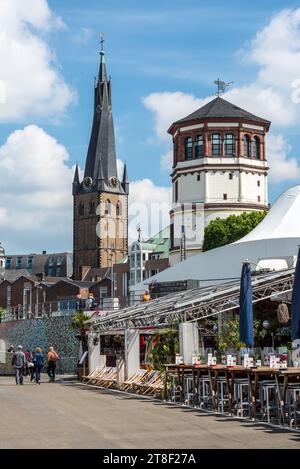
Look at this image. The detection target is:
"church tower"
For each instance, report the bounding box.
[168,96,270,265]
[73,42,129,280]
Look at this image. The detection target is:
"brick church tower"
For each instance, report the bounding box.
[73,44,129,280]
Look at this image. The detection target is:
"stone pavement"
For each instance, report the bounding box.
[0,375,300,449]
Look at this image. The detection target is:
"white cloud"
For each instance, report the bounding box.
[72,27,93,44]
[128,179,172,242]
[0,0,75,121]
[0,125,74,252]
[266,134,300,182]
[143,91,209,141]
[160,150,173,172]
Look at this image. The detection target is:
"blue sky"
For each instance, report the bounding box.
[1,0,300,253]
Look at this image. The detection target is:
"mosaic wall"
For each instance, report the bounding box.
[0,317,79,374]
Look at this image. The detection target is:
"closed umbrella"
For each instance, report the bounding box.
[239,261,254,347]
[291,247,300,340]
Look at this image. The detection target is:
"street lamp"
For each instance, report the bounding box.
[263,320,275,350]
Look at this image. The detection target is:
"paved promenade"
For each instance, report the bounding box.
[0,375,300,449]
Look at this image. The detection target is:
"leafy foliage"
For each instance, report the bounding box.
[147,329,179,369]
[70,310,90,351]
[202,211,267,252]
[218,315,267,352]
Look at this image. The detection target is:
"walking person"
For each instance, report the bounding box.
[29,350,36,382]
[33,347,44,385]
[12,345,26,385]
[47,346,59,382]
[24,349,32,377]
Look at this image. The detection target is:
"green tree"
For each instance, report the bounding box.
[70,310,90,351]
[218,315,267,352]
[202,211,267,252]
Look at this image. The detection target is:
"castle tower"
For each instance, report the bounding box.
[73,43,129,279]
[168,96,270,265]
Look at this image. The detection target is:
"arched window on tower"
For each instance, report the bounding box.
[252,136,260,160]
[225,134,234,156]
[116,201,121,217]
[243,135,251,158]
[105,199,111,215]
[89,200,95,214]
[185,137,193,160]
[212,134,221,156]
[79,202,84,216]
[195,135,203,158]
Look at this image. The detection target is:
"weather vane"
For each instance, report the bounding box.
[214,78,234,97]
[100,32,105,51]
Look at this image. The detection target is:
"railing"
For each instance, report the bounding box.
[0,294,166,323]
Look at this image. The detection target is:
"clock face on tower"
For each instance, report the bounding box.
[83,176,93,188]
[109,176,118,187]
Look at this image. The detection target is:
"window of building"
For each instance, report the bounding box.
[27,256,33,273]
[223,193,227,200]
[257,180,260,187]
[185,137,193,160]
[175,181,178,202]
[56,267,61,277]
[48,267,53,276]
[116,201,121,217]
[105,199,111,215]
[100,287,108,298]
[243,135,251,158]
[16,256,22,269]
[56,256,63,266]
[229,173,233,180]
[195,135,203,158]
[225,134,234,156]
[79,202,84,216]
[6,257,11,269]
[89,200,95,214]
[258,195,261,202]
[212,134,221,156]
[48,257,54,266]
[197,174,200,181]
[252,136,260,159]
[142,253,146,261]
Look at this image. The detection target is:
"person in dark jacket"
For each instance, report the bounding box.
[12,345,26,385]
[33,347,44,385]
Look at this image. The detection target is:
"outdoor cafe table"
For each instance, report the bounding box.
[275,368,300,426]
[244,367,280,420]
[164,364,194,403]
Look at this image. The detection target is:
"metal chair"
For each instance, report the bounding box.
[233,379,251,418]
[259,380,279,424]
